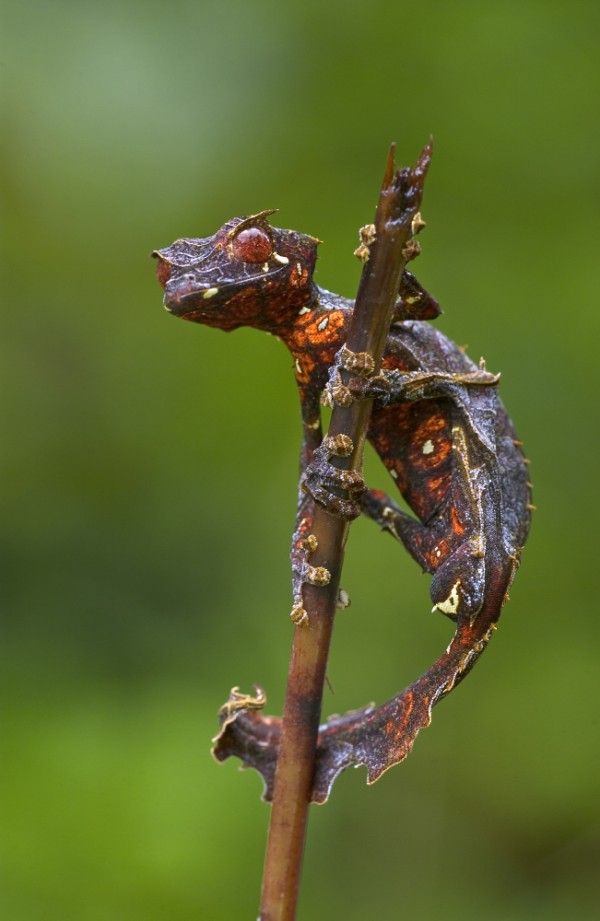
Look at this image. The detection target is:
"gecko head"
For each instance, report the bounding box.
[429,545,485,622]
[152,212,320,332]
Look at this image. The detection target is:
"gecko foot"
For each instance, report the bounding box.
[302,438,365,520]
[323,346,378,407]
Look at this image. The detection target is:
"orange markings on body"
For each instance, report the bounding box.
[425,538,451,569]
[292,310,345,348]
[290,311,346,383]
[369,402,412,452]
[290,264,308,287]
[450,504,465,536]
[404,414,453,481]
[407,470,451,521]
[427,475,445,493]
[294,353,316,384]
[381,354,412,373]
[394,691,414,740]
[417,413,447,436]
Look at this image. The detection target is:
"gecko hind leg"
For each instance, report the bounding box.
[360,488,436,574]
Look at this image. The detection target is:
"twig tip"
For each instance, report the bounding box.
[383,143,396,188]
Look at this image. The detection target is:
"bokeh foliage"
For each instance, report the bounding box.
[2,1,599,918]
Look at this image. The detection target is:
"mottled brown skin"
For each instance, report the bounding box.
[154,212,532,799]
[153,212,530,623]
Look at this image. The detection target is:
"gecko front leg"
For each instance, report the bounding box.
[335,349,500,455]
[352,367,500,404]
[301,345,377,520]
[290,393,357,624]
[322,346,497,415]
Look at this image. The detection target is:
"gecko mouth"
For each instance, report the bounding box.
[163,265,287,317]
[162,277,223,315]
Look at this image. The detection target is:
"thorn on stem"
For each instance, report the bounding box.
[290,603,309,627]
[336,589,351,610]
[301,534,319,554]
[305,565,331,586]
[411,212,426,235]
[382,143,396,188]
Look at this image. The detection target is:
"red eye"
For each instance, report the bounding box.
[232,226,273,263]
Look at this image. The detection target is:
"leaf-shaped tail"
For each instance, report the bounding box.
[212,578,505,804]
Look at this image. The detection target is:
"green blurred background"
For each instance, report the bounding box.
[2,1,599,918]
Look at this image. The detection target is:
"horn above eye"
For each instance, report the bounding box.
[232,226,273,264]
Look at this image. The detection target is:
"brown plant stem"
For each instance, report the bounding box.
[258,142,432,921]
